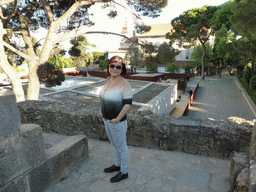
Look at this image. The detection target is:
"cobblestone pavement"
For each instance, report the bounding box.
[45,138,230,192]
[187,76,256,121]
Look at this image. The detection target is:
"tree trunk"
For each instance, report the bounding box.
[252,59,255,71]
[0,60,25,102]
[201,42,206,80]
[0,19,25,102]
[26,63,40,100]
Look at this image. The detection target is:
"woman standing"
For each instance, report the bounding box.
[99,56,133,183]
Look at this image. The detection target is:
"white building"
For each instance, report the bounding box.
[138,23,194,73]
[108,20,138,62]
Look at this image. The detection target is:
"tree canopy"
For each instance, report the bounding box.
[68,35,95,67]
[167,5,218,79]
[210,0,249,68]
[231,0,256,38]
[230,0,256,70]
[0,0,168,101]
[191,42,212,68]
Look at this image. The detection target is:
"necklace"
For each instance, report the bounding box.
[104,77,120,91]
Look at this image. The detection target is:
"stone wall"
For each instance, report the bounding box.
[18,100,255,159]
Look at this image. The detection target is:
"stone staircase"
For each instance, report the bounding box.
[0,92,88,192]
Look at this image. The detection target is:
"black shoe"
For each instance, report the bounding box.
[110,172,128,183]
[104,164,121,173]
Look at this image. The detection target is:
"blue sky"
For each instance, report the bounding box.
[83,0,230,53]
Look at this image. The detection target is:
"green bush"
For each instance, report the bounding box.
[238,77,256,105]
[166,63,178,73]
[181,64,191,74]
[250,75,256,90]
[99,59,109,70]
[243,67,252,84]
[146,64,158,73]
[40,62,65,87]
[145,57,158,73]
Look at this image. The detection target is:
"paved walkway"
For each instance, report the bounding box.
[45,138,230,192]
[187,76,256,121]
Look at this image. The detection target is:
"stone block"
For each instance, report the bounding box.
[0,176,26,192]
[249,161,256,192]
[0,93,20,138]
[27,135,88,191]
[249,122,256,161]
[235,167,249,192]
[0,124,45,187]
[229,152,249,192]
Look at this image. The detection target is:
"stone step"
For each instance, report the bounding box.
[1,127,88,192]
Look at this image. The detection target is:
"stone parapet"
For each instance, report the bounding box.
[18,100,254,158]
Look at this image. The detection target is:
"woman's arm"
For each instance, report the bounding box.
[109,104,131,124]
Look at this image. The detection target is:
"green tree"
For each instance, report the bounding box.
[231,0,256,71]
[0,0,167,101]
[141,42,157,72]
[231,0,256,39]
[69,36,95,67]
[232,37,256,71]
[48,55,71,69]
[38,48,70,87]
[191,43,213,69]
[236,64,245,78]
[40,58,65,87]
[99,59,109,71]
[250,75,256,90]
[141,41,179,73]
[210,0,250,74]
[243,66,252,84]
[155,41,180,64]
[210,1,233,33]
[145,56,158,73]
[181,64,191,74]
[166,63,178,73]
[92,51,104,64]
[125,45,143,73]
[167,5,218,79]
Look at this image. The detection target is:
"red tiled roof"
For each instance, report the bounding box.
[139,23,173,37]
[123,37,138,43]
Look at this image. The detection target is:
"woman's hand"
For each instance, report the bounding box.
[109,118,119,124]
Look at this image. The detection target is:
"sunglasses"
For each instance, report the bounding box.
[109,63,122,70]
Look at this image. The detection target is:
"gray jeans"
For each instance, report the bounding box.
[103,119,130,174]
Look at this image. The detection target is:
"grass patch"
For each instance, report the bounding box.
[238,77,256,105]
